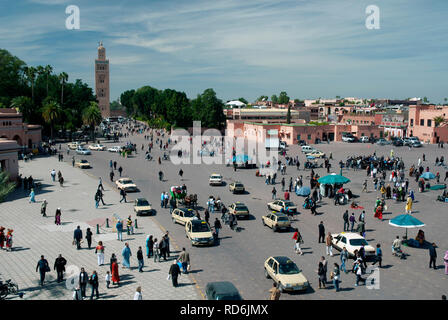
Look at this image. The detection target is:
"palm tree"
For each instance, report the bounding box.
[37,65,53,97]
[58,72,69,105]
[10,96,32,122]
[0,171,16,203]
[82,102,103,141]
[433,116,446,127]
[24,66,37,102]
[42,100,62,140]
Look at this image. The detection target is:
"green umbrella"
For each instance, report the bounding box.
[318,174,351,185]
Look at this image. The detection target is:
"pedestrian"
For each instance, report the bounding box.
[73,286,82,300]
[343,210,349,231]
[326,232,333,256]
[134,286,142,300]
[179,168,184,180]
[159,237,167,261]
[5,229,13,252]
[292,228,304,255]
[406,195,413,214]
[272,187,277,200]
[269,282,281,300]
[73,225,83,249]
[332,263,340,292]
[168,260,181,287]
[317,261,326,289]
[36,255,50,286]
[349,213,356,232]
[160,192,165,207]
[137,246,144,272]
[79,267,89,297]
[354,262,364,287]
[153,238,160,262]
[146,235,153,258]
[86,228,93,249]
[55,208,62,225]
[110,170,114,182]
[53,254,67,283]
[318,221,325,243]
[111,255,120,285]
[29,188,36,203]
[113,161,117,170]
[121,242,132,269]
[340,247,348,273]
[214,218,222,238]
[110,159,113,170]
[51,169,56,182]
[72,156,75,167]
[120,188,127,203]
[372,243,382,268]
[204,209,210,225]
[89,270,99,300]
[105,271,111,289]
[95,241,105,266]
[429,243,437,270]
[444,250,448,275]
[126,215,134,235]
[98,177,104,191]
[41,199,47,217]
[116,220,123,241]
[118,166,123,177]
[178,247,191,273]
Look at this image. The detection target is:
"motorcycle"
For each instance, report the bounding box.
[0,279,19,300]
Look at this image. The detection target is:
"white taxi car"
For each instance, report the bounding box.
[209,173,223,186]
[172,208,196,225]
[331,232,376,258]
[185,220,215,246]
[115,178,138,192]
[264,256,309,292]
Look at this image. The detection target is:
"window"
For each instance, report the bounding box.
[307,134,311,140]
[410,119,414,127]
[427,119,432,127]
[420,119,424,126]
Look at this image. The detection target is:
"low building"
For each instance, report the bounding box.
[225,108,310,122]
[0,108,42,149]
[408,105,448,143]
[0,138,20,180]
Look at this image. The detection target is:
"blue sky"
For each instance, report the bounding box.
[1,0,448,103]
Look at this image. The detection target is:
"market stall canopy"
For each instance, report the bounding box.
[232,154,252,163]
[420,172,436,180]
[318,174,351,185]
[389,213,425,238]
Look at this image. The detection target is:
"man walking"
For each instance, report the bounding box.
[214,218,222,238]
[169,260,181,287]
[178,247,190,274]
[118,166,123,177]
[119,188,127,203]
[54,254,67,283]
[372,243,382,268]
[116,220,123,241]
[36,255,50,286]
[340,247,348,273]
[272,187,277,200]
[318,221,325,243]
[73,226,83,250]
[79,267,88,298]
[110,170,114,182]
[429,243,437,269]
[89,270,99,300]
[137,246,144,273]
[349,213,356,232]
[325,232,333,256]
[343,210,349,232]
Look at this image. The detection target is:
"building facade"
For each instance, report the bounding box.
[0,138,20,180]
[95,42,110,119]
[0,108,41,149]
[408,105,448,143]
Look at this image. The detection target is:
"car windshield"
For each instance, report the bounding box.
[349,239,369,246]
[137,199,149,206]
[277,216,289,222]
[278,261,300,275]
[211,175,222,179]
[235,184,244,188]
[284,202,295,207]
[183,211,195,218]
[192,223,211,233]
[80,160,88,163]
[122,179,133,184]
[235,206,248,211]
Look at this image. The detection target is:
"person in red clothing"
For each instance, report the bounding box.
[5,229,13,251]
[0,227,5,250]
[284,191,290,200]
[374,205,383,220]
[111,260,120,285]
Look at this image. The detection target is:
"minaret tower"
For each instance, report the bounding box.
[95,41,110,118]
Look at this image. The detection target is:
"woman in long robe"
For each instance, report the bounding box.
[111,261,120,285]
[121,243,132,269]
[405,196,413,214]
[374,205,383,220]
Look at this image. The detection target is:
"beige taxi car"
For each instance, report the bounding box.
[172,207,196,225]
[185,220,215,246]
[133,198,153,216]
[267,200,298,214]
[229,182,245,194]
[74,159,91,169]
[261,212,291,232]
[228,202,250,219]
[264,256,309,292]
[115,178,138,192]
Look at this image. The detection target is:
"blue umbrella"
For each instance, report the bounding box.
[232,154,252,163]
[318,174,351,185]
[420,172,435,180]
[296,186,311,196]
[389,214,425,238]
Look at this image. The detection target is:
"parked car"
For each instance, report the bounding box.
[376,138,390,146]
[308,150,325,158]
[301,146,314,154]
[410,140,422,147]
[108,146,122,152]
[76,147,91,155]
[115,178,138,192]
[264,256,309,292]
[331,232,376,258]
[68,141,84,150]
[185,220,215,246]
[267,200,298,213]
[205,282,243,300]
[342,135,355,142]
[360,136,370,143]
[171,208,196,225]
[261,212,291,232]
[392,138,404,146]
[133,198,154,216]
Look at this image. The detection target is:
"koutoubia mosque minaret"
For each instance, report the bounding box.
[95,41,110,118]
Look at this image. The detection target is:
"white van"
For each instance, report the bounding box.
[301,146,314,153]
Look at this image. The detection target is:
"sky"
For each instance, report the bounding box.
[1,0,448,103]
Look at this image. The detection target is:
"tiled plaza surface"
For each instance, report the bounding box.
[0,156,201,300]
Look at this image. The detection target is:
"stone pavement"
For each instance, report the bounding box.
[0,156,201,300]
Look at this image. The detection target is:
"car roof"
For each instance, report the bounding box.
[272,256,295,265]
[190,219,207,225]
[338,232,364,239]
[205,281,240,294]
[272,212,288,217]
[136,198,148,201]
